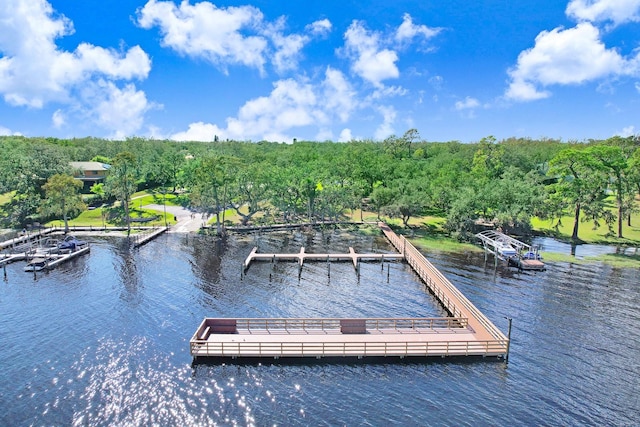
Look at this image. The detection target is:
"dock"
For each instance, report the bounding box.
[191,317,506,359]
[243,246,404,273]
[475,230,545,271]
[131,226,168,247]
[191,223,509,361]
[23,244,90,272]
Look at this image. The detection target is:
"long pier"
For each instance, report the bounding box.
[191,223,509,361]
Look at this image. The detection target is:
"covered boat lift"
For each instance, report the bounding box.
[475,230,545,271]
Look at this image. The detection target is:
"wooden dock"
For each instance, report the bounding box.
[191,317,506,359]
[23,244,91,272]
[243,246,404,273]
[131,226,168,247]
[192,223,509,361]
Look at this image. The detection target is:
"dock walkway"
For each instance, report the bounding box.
[192,223,509,361]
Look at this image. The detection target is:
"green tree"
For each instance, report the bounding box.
[106,152,138,235]
[589,144,631,238]
[40,174,85,233]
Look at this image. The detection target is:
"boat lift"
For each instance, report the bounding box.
[475,230,544,271]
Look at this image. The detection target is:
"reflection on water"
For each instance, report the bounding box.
[0,231,638,426]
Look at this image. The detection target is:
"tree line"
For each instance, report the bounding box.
[0,131,638,240]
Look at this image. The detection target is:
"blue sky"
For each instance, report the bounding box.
[1,0,639,143]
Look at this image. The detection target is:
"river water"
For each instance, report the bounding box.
[0,230,638,426]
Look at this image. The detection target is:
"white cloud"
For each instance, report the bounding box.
[137,0,326,75]
[306,19,332,36]
[566,0,640,26]
[338,128,353,142]
[322,67,357,122]
[0,0,152,136]
[395,13,442,47]
[0,124,18,135]
[52,109,65,128]
[81,80,155,139]
[505,23,638,101]
[617,125,636,136]
[172,67,356,142]
[171,122,222,142]
[342,20,399,87]
[340,15,441,87]
[264,17,310,73]
[635,82,640,93]
[455,97,480,110]
[374,105,397,140]
[137,0,267,73]
[370,85,408,100]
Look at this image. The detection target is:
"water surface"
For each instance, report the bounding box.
[0,230,638,425]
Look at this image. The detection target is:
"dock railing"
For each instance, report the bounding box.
[191,339,508,358]
[192,317,470,341]
[379,223,507,343]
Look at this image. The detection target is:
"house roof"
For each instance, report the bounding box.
[70,161,111,171]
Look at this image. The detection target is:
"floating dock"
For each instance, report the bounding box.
[192,223,509,361]
[475,230,545,271]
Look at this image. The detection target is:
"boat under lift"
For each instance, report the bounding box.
[475,230,545,271]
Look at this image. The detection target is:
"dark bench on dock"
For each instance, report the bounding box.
[340,319,367,334]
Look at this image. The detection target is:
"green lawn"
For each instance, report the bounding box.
[532,198,640,245]
[131,191,181,207]
[47,204,175,228]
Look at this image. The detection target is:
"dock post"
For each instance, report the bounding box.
[387,263,390,283]
[381,254,384,270]
[327,255,330,278]
[3,263,6,280]
[504,317,512,364]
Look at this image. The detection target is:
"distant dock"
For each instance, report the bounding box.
[243,246,404,274]
[192,223,509,361]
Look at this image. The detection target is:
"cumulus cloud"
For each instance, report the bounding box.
[171,122,223,142]
[454,97,480,110]
[340,15,440,87]
[171,67,356,142]
[52,109,66,128]
[0,124,19,136]
[137,0,329,75]
[306,19,332,36]
[0,0,152,136]
[338,128,353,142]
[566,0,640,26]
[617,125,636,137]
[395,13,442,47]
[81,80,155,139]
[341,20,399,87]
[374,105,397,140]
[505,23,638,101]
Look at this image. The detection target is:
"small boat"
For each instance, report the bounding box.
[57,235,88,251]
[24,256,54,272]
[522,250,542,260]
[496,242,517,257]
